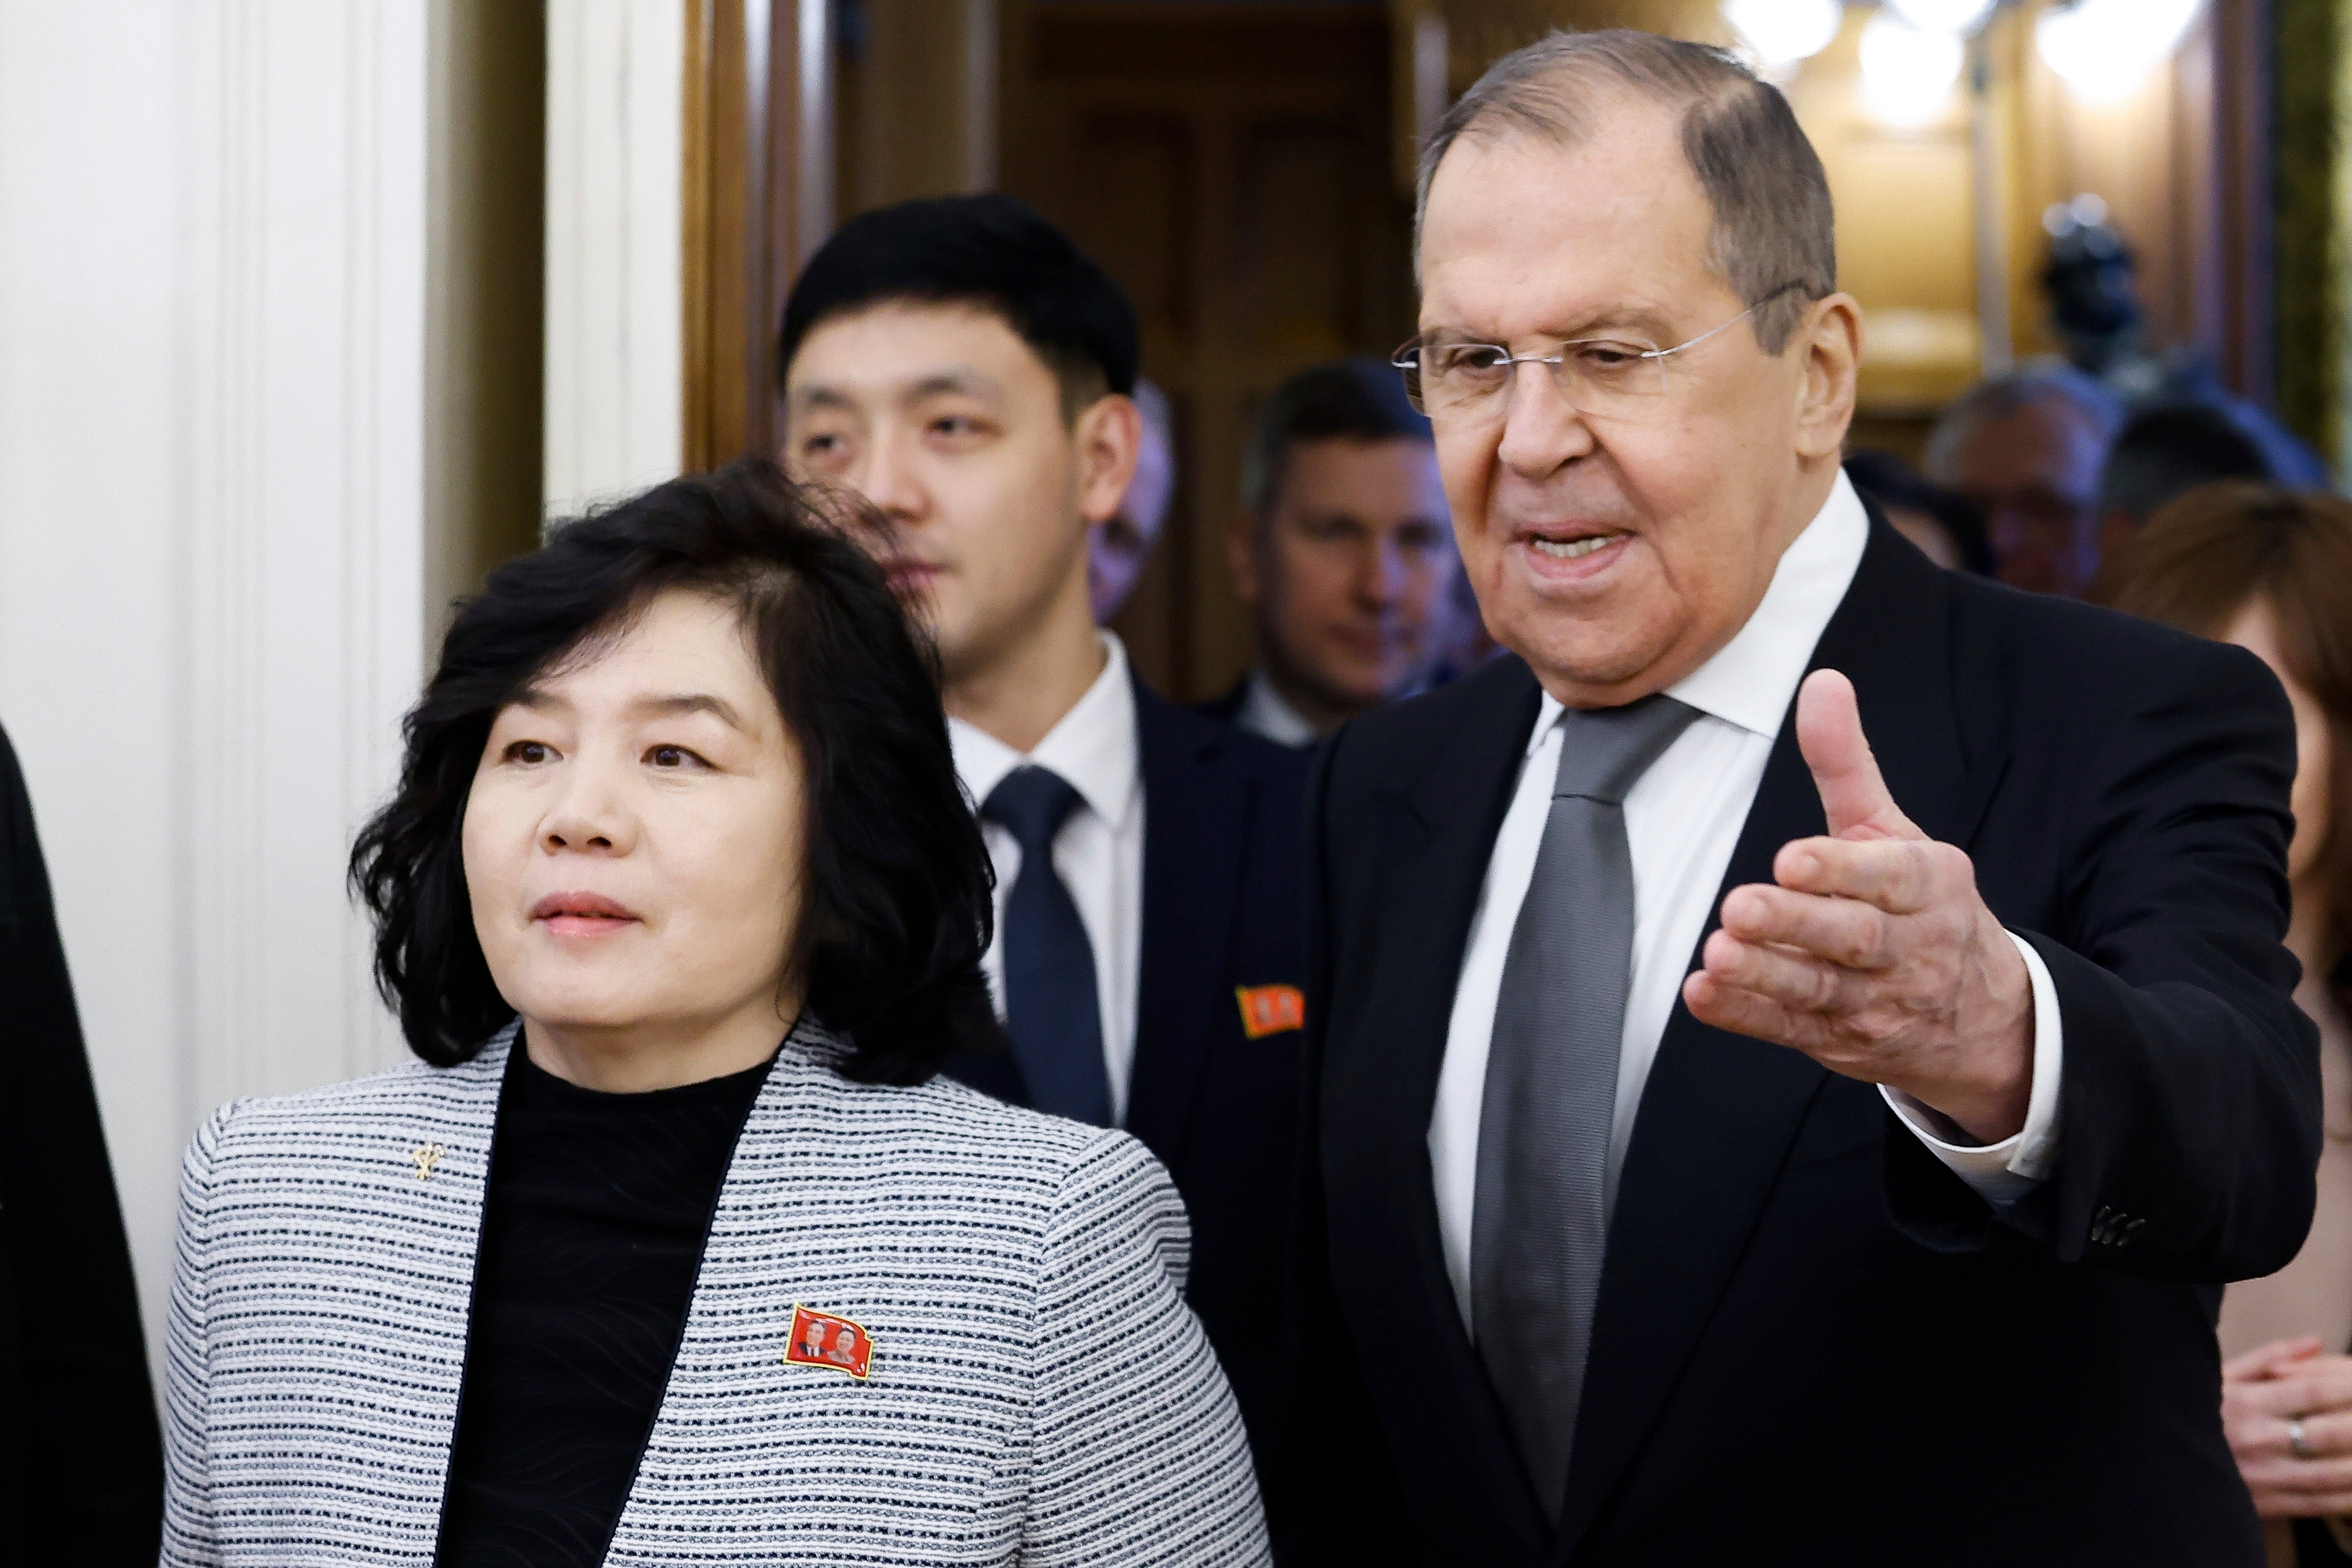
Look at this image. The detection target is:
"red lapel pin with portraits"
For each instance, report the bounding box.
[1235,983,1306,1040]
[784,1304,875,1379]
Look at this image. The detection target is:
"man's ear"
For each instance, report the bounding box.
[1793,292,1862,463]
[1075,393,1143,526]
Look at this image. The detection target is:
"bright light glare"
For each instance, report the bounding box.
[2036,0,2206,102]
[1884,0,1997,34]
[1722,0,1844,67]
[1860,13,1964,126]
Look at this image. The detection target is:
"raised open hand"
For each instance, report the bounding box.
[1682,669,2034,1142]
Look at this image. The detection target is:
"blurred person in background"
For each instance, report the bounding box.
[2104,484,2352,1568]
[1090,376,1176,623]
[162,464,1268,1566]
[778,194,1308,1462]
[1923,365,2122,597]
[1842,448,1993,575]
[1203,358,1457,745]
[0,721,160,1564]
[2099,403,2275,538]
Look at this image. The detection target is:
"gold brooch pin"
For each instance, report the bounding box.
[412,1143,445,1181]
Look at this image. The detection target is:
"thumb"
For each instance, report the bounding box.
[1796,669,1916,841]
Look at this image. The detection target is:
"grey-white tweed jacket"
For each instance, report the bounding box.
[161,1022,1269,1566]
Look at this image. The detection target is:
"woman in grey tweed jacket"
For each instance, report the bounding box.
[162,464,1268,1567]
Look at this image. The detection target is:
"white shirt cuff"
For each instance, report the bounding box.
[1880,931,2063,1206]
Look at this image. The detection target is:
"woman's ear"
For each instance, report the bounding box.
[1793,293,1862,463]
[1074,393,1143,526]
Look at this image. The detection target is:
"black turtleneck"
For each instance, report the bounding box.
[433,1041,772,1568]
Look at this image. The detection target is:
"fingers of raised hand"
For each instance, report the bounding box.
[1699,933,1850,1017]
[1720,883,1892,970]
[1680,971,1849,1059]
[1774,837,1953,916]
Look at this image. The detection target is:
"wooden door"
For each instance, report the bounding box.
[1000,1,1416,701]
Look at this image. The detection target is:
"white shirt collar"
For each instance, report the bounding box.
[1526,469,1870,755]
[1238,667,1322,748]
[948,631,1142,829]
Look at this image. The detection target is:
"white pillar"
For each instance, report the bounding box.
[544,0,685,518]
[0,0,428,1371]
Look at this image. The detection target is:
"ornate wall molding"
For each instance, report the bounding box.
[544,0,686,517]
[0,0,428,1362]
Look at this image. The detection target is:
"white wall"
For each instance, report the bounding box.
[0,0,428,1371]
[544,0,684,519]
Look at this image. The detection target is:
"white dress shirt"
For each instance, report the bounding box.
[1235,667,1320,748]
[950,633,1148,1124]
[1428,472,2065,1323]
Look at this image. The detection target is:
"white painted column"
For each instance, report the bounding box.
[544,0,686,518]
[0,0,428,1368]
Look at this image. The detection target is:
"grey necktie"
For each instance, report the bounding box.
[1472,694,1700,1520]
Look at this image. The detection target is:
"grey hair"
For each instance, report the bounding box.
[1416,29,1836,354]
[1921,365,2125,484]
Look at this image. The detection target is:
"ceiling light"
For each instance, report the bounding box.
[1860,12,1965,125]
[1722,0,1844,68]
[2036,0,2206,103]
[1884,0,1998,35]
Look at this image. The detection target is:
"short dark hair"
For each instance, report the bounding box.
[778,193,1139,412]
[1418,29,1835,353]
[1244,357,1433,515]
[2098,401,2274,524]
[350,459,1002,1084]
[1844,449,1994,576]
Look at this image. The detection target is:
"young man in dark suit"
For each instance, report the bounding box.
[776,195,1308,1459]
[1279,30,2318,1567]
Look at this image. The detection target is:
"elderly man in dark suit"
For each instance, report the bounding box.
[0,721,161,1562]
[1278,29,2318,1567]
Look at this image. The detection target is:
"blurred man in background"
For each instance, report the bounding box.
[1923,365,2121,597]
[1205,358,1457,745]
[1090,376,1176,623]
[776,194,1308,1463]
[1843,449,1993,576]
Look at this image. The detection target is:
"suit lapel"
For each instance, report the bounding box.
[382,1033,508,1546]
[1328,658,1556,1555]
[1123,684,1248,1159]
[1554,519,1998,1560]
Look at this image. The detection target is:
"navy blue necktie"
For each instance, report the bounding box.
[982,766,1112,1125]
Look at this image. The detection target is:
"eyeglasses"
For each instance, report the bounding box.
[1391,284,1806,423]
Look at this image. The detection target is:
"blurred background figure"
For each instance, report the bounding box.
[1204,358,1456,745]
[1090,377,1176,624]
[0,720,161,1564]
[1843,448,1994,575]
[2100,402,2279,537]
[1922,366,2122,597]
[2102,484,2352,1567]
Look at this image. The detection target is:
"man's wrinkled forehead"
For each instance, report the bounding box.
[1414,105,1722,335]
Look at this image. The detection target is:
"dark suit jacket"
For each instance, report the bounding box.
[948,677,1311,1459]
[1277,518,2319,1567]
[0,722,162,1563]
[1194,678,1248,728]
